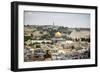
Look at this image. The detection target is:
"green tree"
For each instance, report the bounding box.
[36,44,41,48]
[24,36,31,41]
[41,34,50,40]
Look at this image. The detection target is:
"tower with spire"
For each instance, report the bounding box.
[53,21,54,26]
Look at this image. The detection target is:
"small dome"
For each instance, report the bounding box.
[55,32,62,38]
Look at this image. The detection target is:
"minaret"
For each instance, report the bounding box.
[53,21,54,26]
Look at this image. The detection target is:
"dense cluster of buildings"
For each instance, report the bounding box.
[24,24,90,62]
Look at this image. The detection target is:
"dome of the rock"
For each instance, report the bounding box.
[55,32,62,38]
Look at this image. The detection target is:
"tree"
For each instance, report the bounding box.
[42,41,45,44]
[71,45,75,49]
[41,34,50,40]
[36,44,41,48]
[24,36,31,41]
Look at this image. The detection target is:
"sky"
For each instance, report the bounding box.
[24,11,90,28]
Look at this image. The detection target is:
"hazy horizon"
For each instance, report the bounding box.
[24,11,90,28]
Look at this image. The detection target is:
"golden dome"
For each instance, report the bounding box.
[55,32,62,38]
